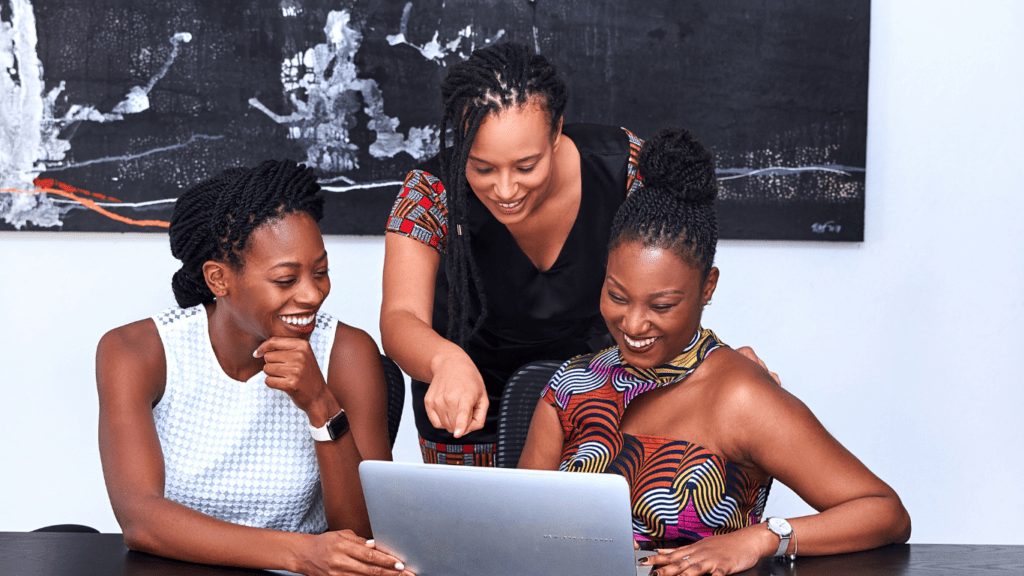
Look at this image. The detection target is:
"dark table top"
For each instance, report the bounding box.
[1,532,1022,576]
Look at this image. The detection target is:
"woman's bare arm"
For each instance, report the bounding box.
[380,232,487,437]
[97,320,407,576]
[644,350,910,576]
[310,323,394,537]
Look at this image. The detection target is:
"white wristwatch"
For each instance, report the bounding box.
[766,517,795,560]
[308,408,349,442]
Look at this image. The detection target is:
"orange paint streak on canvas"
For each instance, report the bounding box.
[2,184,170,228]
[33,178,123,202]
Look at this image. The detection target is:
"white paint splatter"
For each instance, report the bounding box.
[280,0,301,18]
[0,0,196,228]
[249,9,440,173]
[111,32,192,115]
[0,0,72,228]
[386,2,503,63]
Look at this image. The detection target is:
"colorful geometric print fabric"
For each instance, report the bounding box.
[386,170,448,250]
[385,127,644,253]
[418,437,496,466]
[542,328,772,547]
[543,328,725,411]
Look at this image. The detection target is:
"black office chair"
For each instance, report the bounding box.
[380,355,405,448]
[496,360,564,468]
[32,524,99,533]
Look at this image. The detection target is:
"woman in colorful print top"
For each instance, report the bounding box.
[520,127,910,576]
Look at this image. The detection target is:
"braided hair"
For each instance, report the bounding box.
[609,126,718,278]
[438,42,568,346]
[169,159,325,308]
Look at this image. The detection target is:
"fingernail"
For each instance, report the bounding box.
[395,562,405,570]
[650,571,659,576]
[638,557,648,565]
[453,428,462,437]
[365,539,375,546]
[252,349,259,358]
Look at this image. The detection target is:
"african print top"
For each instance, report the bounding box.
[385,124,644,446]
[542,328,772,547]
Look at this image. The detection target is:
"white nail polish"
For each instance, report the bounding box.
[395,562,405,570]
[252,349,258,358]
[453,428,462,437]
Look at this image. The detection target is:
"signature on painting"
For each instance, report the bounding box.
[811,220,842,234]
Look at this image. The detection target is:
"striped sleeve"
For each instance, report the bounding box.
[384,169,449,253]
[623,128,644,196]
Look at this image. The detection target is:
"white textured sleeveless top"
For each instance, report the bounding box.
[152,305,337,534]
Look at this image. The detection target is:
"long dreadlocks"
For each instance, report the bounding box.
[438,42,568,346]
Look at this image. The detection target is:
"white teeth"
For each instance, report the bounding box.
[281,315,314,326]
[498,199,523,209]
[624,335,658,349]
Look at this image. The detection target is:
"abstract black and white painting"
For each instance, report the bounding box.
[0,0,869,240]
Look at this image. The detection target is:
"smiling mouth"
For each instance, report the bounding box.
[280,314,315,327]
[623,334,659,350]
[496,198,525,213]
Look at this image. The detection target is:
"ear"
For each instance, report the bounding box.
[702,267,720,306]
[202,260,232,298]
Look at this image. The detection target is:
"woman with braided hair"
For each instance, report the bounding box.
[380,42,648,464]
[519,127,910,575]
[96,160,411,576]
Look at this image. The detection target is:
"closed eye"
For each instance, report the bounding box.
[516,165,536,173]
[607,290,627,303]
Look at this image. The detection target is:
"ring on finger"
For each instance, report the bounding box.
[683,555,692,568]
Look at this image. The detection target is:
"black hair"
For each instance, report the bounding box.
[438,42,569,346]
[609,126,718,278]
[168,159,325,308]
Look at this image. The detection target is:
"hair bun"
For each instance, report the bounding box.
[637,126,717,204]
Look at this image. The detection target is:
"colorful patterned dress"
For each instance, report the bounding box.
[385,124,643,464]
[543,329,772,547]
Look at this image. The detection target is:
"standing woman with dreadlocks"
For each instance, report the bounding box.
[96,160,411,576]
[519,127,910,575]
[380,42,649,464]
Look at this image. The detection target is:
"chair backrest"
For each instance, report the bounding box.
[496,360,564,468]
[380,355,405,448]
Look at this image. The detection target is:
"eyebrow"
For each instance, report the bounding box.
[606,276,685,298]
[467,153,542,165]
[269,251,328,270]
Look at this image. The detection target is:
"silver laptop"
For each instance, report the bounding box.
[359,461,653,576]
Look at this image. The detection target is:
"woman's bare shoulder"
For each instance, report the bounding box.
[330,321,380,359]
[97,318,166,402]
[702,346,796,417]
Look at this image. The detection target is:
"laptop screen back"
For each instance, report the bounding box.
[359,461,638,576]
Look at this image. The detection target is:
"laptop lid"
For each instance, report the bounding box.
[359,461,639,576]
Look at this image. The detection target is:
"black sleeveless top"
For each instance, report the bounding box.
[386,124,642,443]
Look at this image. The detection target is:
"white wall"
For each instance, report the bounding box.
[2,1,1022,544]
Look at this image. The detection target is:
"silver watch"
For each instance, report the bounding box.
[766,517,795,560]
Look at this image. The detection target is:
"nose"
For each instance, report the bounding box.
[294,277,326,307]
[494,170,518,201]
[620,304,651,337]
